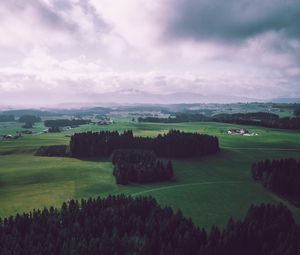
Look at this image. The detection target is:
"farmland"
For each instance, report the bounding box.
[0,120,300,229]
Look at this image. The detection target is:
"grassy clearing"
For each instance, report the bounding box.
[0,120,300,229]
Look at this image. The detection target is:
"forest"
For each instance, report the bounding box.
[139,112,278,124]
[112,149,174,184]
[213,114,300,130]
[139,111,300,130]
[70,130,219,158]
[18,115,41,124]
[44,119,91,128]
[0,195,299,255]
[0,114,15,122]
[251,158,300,207]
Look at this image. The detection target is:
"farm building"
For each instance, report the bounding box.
[227,128,248,135]
[227,128,258,136]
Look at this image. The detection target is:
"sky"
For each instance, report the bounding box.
[0,0,299,107]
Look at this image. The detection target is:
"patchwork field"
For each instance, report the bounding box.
[1,120,300,229]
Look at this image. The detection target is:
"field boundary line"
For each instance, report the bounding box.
[131,180,246,196]
[222,146,300,152]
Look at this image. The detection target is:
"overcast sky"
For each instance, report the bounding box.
[0,0,299,106]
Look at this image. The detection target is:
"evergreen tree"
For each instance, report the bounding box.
[251,158,300,206]
[1,198,300,254]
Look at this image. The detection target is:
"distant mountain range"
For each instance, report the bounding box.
[0,90,299,110]
[71,90,262,105]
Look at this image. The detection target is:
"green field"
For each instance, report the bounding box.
[1,120,300,229]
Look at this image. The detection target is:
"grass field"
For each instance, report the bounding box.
[0,120,300,229]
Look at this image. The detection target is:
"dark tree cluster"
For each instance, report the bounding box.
[213,203,300,255]
[275,117,300,129]
[111,149,174,185]
[1,196,300,255]
[138,111,300,130]
[139,112,278,124]
[111,149,156,164]
[252,158,300,206]
[295,107,300,116]
[214,112,280,121]
[0,114,15,122]
[21,123,33,129]
[18,115,41,124]
[44,119,90,128]
[35,145,69,157]
[213,113,300,130]
[70,130,220,158]
[48,126,61,133]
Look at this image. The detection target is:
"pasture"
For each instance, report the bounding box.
[0,120,300,228]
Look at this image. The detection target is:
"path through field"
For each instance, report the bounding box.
[132,180,247,196]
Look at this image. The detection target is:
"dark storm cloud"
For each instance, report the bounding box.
[166,0,300,42]
[76,0,109,33]
[52,0,73,10]
[2,0,107,34]
[3,0,76,32]
[34,1,78,31]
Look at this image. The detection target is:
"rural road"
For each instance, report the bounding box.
[132,180,246,196]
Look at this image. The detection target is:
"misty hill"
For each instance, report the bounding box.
[1,109,54,117]
[271,98,300,103]
[60,89,261,105]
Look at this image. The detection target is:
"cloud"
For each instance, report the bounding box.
[0,0,109,49]
[164,0,300,42]
[0,0,299,106]
[0,48,298,106]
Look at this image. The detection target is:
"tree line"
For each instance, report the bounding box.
[0,114,15,122]
[0,195,299,255]
[139,111,300,130]
[0,114,42,125]
[18,115,41,124]
[35,145,69,157]
[70,130,220,158]
[215,117,300,130]
[112,149,174,185]
[213,113,300,130]
[44,119,90,128]
[252,158,300,207]
[139,112,278,123]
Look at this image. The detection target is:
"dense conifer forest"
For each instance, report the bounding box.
[0,196,299,255]
[70,130,219,158]
[214,115,300,130]
[252,158,300,206]
[112,149,174,184]
[44,119,90,128]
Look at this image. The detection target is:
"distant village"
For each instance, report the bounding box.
[93,117,114,126]
[44,117,114,133]
[1,115,114,140]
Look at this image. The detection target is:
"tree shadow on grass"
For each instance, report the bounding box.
[75,157,111,163]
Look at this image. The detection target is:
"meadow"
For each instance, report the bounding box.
[1,120,300,229]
